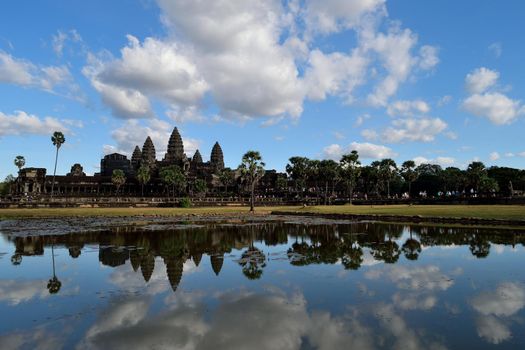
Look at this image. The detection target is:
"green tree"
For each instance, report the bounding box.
[50,131,65,198]
[1,175,15,196]
[318,160,339,205]
[160,165,186,197]
[479,176,499,195]
[194,178,207,197]
[286,156,310,198]
[467,161,487,194]
[111,169,126,195]
[219,168,235,194]
[136,164,151,196]
[339,151,361,203]
[400,160,418,197]
[14,155,25,172]
[239,150,265,212]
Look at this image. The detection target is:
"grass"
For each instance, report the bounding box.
[0,204,523,221]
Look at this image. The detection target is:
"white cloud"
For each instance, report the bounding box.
[52,29,83,57]
[413,156,455,167]
[488,42,502,58]
[0,279,48,305]
[83,36,208,119]
[387,99,430,117]
[463,92,524,125]
[489,152,500,161]
[418,45,440,70]
[323,141,396,160]
[382,117,448,143]
[355,114,371,127]
[361,129,378,141]
[304,49,368,103]
[0,110,69,138]
[476,315,511,345]
[0,51,77,95]
[465,67,499,94]
[304,0,386,35]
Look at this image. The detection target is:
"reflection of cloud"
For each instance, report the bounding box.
[373,303,447,350]
[0,327,63,350]
[366,265,454,291]
[392,292,437,311]
[470,282,525,345]
[0,279,47,305]
[475,315,511,344]
[109,257,169,295]
[471,282,525,317]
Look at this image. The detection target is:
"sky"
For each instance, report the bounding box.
[1,0,525,179]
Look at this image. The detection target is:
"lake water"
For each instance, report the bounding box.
[1,216,524,349]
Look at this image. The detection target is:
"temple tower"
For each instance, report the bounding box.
[164,127,185,164]
[131,146,142,169]
[141,137,156,168]
[192,150,203,164]
[210,142,224,171]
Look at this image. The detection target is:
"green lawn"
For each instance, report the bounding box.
[0,204,523,221]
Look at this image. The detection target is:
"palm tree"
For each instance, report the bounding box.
[219,168,234,195]
[239,151,265,212]
[111,169,126,195]
[136,165,151,197]
[14,155,25,172]
[160,165,186,198]
[400,160,418,198]
[339,151,361,203]
[50,131,65,198]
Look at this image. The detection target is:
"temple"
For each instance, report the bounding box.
[14,126,244,197]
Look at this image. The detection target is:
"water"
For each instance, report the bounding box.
[0,217,524,349]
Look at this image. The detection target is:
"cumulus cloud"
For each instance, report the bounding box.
[83,0,438,122]
[105,118,200,158]
[471,282,525,317]
[413,156,455,167]
[489,152,500,161]
[303,0,386,35]
[475,315,511,345]
[465,67,499,94]
[0,110,70,138]
[0,51,79,97]
[323,141,397,160]
[366,265,454,291]
[387,99,430,117]
[382,117,448,143]
[463,92,524,125]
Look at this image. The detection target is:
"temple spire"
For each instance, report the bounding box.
[210,142,224,171]
[141,137,156,168]
[164,127,185,164]
[192,150,203,164]
[131,145,142,169]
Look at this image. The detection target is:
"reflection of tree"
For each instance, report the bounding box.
[239,246,266,280]
[401,230,422,261]
[372,240,400,264]
[469,235,490,258]
[11,253,22,265]
[341,234,363,270]
[47,242,61,294]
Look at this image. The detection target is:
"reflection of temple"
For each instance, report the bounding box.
[15,126,233,196]
[6,222,524,292]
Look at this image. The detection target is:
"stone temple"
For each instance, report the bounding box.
[15,126,232,196]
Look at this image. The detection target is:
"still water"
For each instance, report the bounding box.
[0,216,524,349]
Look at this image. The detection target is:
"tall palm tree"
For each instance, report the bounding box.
[239,151,265,212]
[137,164,151,197]
[401,160,418,197]
[50,131,65,198]
[111,169,126,196]
[340,151,361,203]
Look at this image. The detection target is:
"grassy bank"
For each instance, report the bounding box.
[0,204,523,221]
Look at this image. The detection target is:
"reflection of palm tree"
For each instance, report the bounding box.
[341,234,363,270]
[47,243,61,294]
[11,253,22,265]
[239,246,266,280]
[469,235,490,258]
[372,240,400,264]
[402,230,422,261]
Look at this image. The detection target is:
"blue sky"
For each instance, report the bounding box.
[1,0,524,179]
